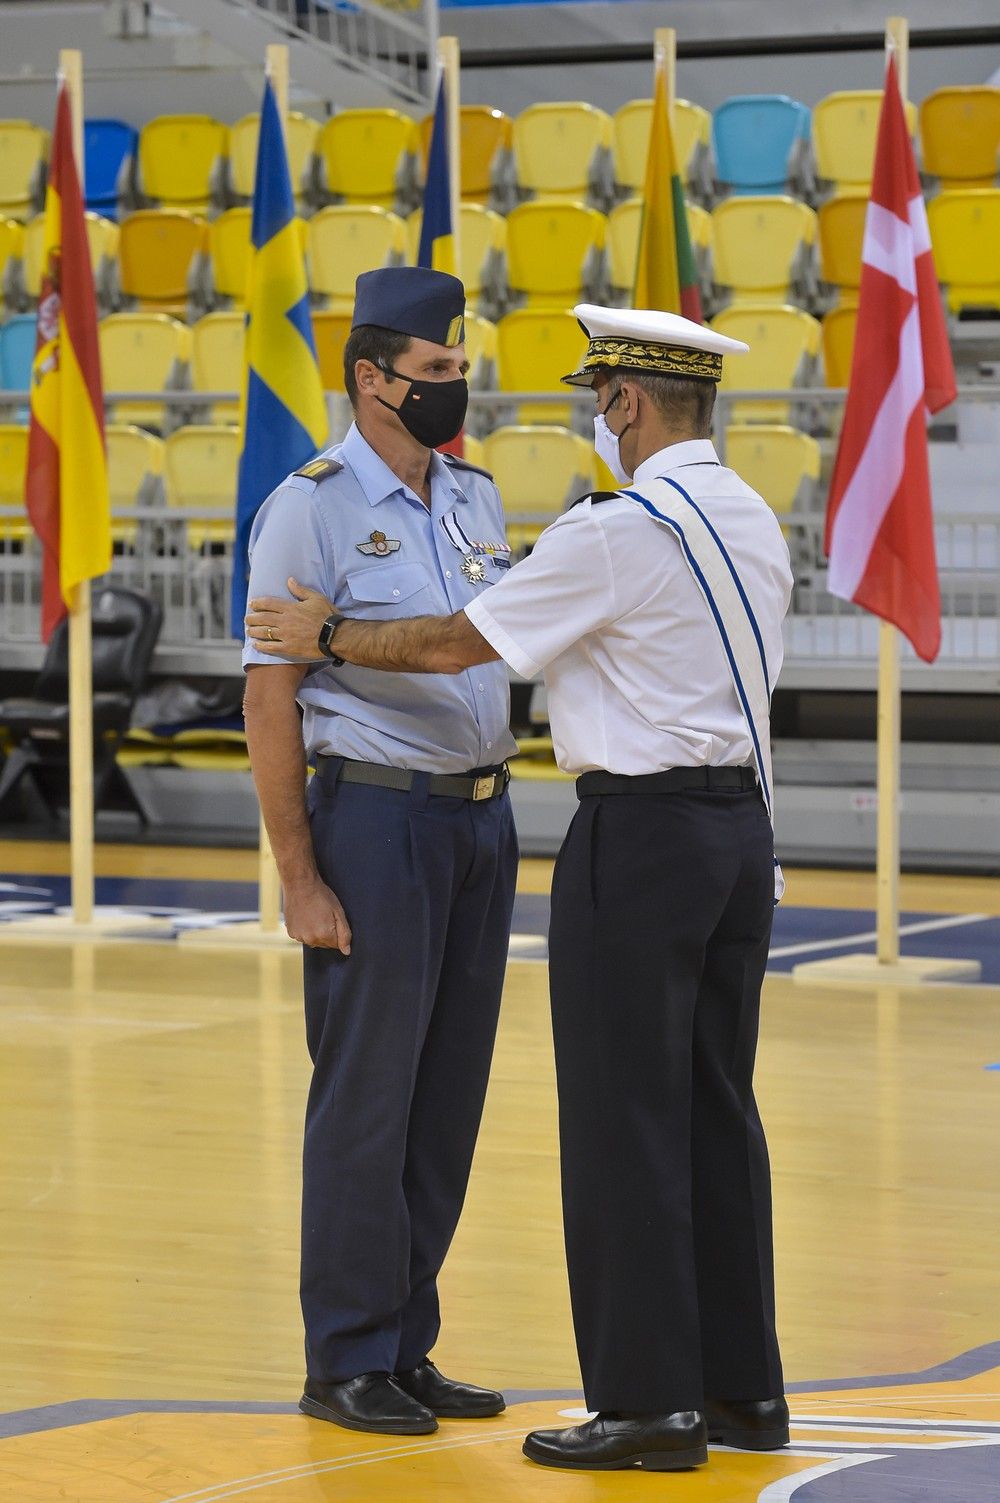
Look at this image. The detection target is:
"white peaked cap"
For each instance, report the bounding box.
[563,303,750,387]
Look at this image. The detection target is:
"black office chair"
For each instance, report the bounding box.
[0,586,162,823]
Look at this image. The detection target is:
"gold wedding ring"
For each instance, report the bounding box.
[267,626,276,641]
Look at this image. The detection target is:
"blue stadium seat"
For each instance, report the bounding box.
[712,95,810,196]
[0,313,37,421]
[84,119,137,221]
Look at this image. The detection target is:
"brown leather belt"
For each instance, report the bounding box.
[576,766,758,797]
[316,756,509,802]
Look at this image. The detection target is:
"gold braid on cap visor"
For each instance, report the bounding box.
[580,338,723,382]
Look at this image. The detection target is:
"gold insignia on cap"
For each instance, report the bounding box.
[446,314,465,348]
[582,338,723,382]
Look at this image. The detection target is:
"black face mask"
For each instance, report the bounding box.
[376,365,469,449]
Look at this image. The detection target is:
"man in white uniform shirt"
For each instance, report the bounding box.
[246,305,794,1474]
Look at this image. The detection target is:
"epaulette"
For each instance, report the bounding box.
[294,457,344,482]
[570,489,623,508]
[442,452,494,481]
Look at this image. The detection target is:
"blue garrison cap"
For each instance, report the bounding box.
[352,266,466,348]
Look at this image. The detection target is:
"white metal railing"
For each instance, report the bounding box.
[1,385,997,673]
[242,0,437,107]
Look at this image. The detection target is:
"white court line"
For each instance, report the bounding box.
[758,1455,886,1501]
[768,912,990,960]
[791,1413,1000,1432]
[157,1425,528,1503]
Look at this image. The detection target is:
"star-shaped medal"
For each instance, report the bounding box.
[461,553,487,584]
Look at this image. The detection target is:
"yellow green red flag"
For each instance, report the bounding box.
[634,68,703,322]
[26,82,111,641]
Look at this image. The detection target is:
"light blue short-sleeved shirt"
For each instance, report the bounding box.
[242,422,518,773]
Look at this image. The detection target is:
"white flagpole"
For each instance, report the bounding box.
[874,17,908,966]
[438,35,462,272]
[60,49,96,928]
[255,42,290,939]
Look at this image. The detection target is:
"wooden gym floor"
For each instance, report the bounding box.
[1,844,1000,1501]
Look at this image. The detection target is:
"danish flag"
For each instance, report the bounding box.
[824,55,956,663]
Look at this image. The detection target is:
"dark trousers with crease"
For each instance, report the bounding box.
[301,761,517,1382]
[548,785,784,1414]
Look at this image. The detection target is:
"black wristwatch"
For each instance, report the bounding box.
[318,613,345,665]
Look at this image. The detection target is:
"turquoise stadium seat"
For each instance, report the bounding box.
[712,95,810,196]
[83,119,137,221]
[0,313,36,421]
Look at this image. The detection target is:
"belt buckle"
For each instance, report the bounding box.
[473,774,496,801]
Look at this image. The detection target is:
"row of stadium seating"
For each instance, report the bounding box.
[0,304,853,433]
[1,86,998,222]
[2,189,998,326]
[0,420,821,553]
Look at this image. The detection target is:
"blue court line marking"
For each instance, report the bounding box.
[5,1344,1000,1439]
[986,1064,1000,1071]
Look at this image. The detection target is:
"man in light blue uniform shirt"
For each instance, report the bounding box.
[242,267,517,1439]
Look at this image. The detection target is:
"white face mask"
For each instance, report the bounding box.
[593,411,633,486]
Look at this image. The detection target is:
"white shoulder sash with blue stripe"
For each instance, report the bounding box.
[619,473,784,903]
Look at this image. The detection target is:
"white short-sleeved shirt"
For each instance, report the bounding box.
[465,439,793,776]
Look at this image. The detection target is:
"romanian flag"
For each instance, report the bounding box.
[417,76,457,275]
[634,68,702,322]
[26,83,111,641]
[231,78,327,636]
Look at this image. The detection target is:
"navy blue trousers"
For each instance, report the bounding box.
[548,786,784,1414]
[301,763,517,1382]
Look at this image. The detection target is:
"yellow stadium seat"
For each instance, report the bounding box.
[462,434,486,469]
[927,189,1000,314]
[822,305,857,388]
[307,205,406,311]
[506,199,606,308]
[118,209,208,316]
[0,121,49,220]
[711,196,817,306]
[497,309,588,426]
[463,312,498,399]
[208,207,252,306]
[191,310,244,423]
[164,425,241,548]
[813,90,918,192]
[606,197,713,306]
[312,309,353,393]
[817,192,867,305]
[99,312,191,430]
[723,423,820,535]
[405,202,507,312]
[712,303,821,423]
[513,103,614,204]
[316,110,419,209]
[483,424,596,550]
[229,111,318,201]
[0,216,25,311]
[612,98,712,198]
[138,115,229,213]
[419,106,513,204]
[21,211,120,306]
[920,86,1000,190]
[0,422,29,543]
[106,424,164,546]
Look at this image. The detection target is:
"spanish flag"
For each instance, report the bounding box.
[26,83,111,641]
[232,77,327,637]
[417,76,456,275]
[634,68,702,322]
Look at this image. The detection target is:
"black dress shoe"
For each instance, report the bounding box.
[523,1411,708,1471]
[395,1359,506,1418]
[299,1373,438,1435]
[704,1396,790,1450]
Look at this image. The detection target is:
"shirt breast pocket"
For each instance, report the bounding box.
[344,561,433,620]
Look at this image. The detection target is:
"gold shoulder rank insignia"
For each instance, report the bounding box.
[294,457,344,481]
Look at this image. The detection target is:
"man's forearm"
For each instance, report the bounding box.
[332,610,498,674]
[243,667,317,891]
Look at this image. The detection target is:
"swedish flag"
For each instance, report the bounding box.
[231,78,327,636]
[417,77,456,275]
